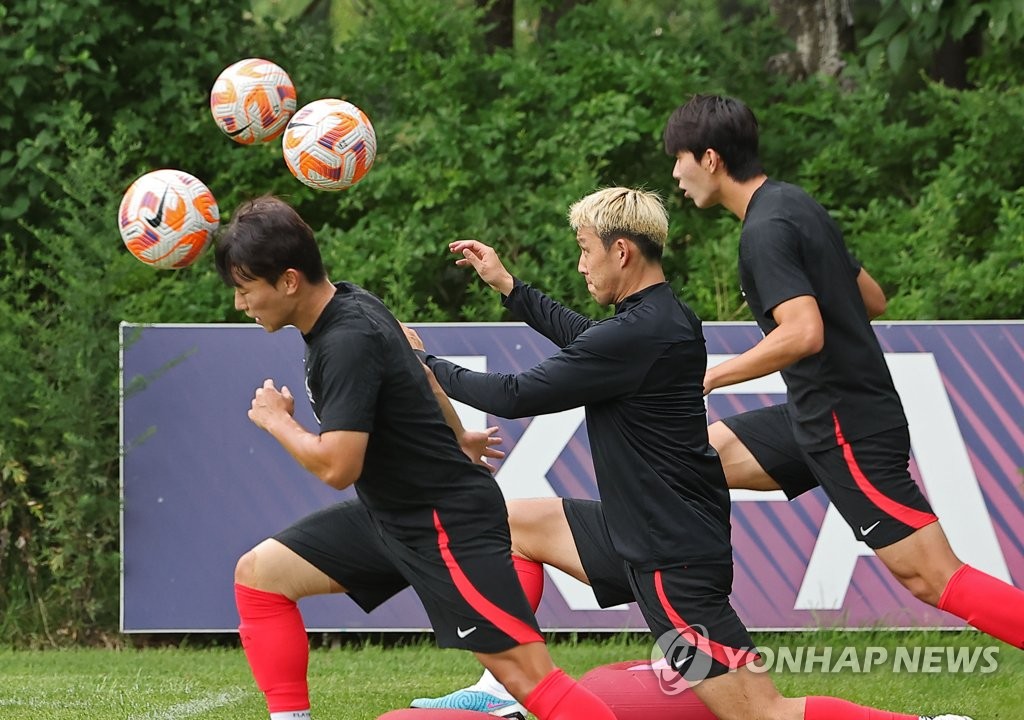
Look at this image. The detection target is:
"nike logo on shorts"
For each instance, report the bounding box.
[457,626,477,638]
[860,520,881,536]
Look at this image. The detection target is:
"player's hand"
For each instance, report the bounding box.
[460,426,506,473]
[400,323,425,351]
[449,240,514,296]
[248,379,295,429]
[701,371,713,396]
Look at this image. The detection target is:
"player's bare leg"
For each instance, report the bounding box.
[690,663,969,720]
[876,522,1024,648]
[236,538,345,599]
[873,522,961,605]
[470,640,615,720]
[690,665,802,719]
[474,642,555,702]
[423,498,978,719]
[234,539,345,720]
[709,420,785,492]
[714,419,1024,648]
[509,497,589,582]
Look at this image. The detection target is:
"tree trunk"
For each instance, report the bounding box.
[538,0,582,42]
[929,25,984,89]
[767,0,854,79]
[478,0,515,51]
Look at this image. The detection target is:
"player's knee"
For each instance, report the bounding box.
[889,566,941,605]
[234,548,260,587]
[708,420,729,446]
[909,575,947,605]
[708,422,744,489]
[508,498,560,559]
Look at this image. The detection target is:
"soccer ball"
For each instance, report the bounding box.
[282,98,376,191]
[118,169,220,269]
[210,58,297,144]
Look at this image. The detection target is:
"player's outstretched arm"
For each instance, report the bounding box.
[424,322,655,418]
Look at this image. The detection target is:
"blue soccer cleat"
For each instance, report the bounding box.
[410,688,527,719]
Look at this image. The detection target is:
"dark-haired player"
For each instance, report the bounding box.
[663,94,1022,656]
[216,195,615,720]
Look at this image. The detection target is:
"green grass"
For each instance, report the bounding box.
[0,631,1019,719]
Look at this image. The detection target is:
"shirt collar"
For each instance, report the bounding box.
[615,281,668,314]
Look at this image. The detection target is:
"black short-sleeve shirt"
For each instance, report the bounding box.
[303,282,503,538]
[739,180,907,449]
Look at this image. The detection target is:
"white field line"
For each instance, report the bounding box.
[128,688,247,720]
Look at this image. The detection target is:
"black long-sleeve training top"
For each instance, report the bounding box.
[419,279,732,570]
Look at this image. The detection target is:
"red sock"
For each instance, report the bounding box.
[805,696,915,719]
[235,583,310,713]
[938,564,1024,648]
[513,555,544,611]
[524,668,616,720]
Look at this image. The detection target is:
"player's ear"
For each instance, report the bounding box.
[281,268,301,293]
[704,148,722,174]
[615,237,629,265]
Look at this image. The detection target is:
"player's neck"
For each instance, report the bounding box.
[294,280,338,334]
[722,174,768,221]
[616,266,666,303]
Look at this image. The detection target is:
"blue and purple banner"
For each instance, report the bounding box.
[120,322,1023,632]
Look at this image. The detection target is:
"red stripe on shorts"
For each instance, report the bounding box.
[433,510,543,645]
[653,570,759,669]
[832,413,937,529]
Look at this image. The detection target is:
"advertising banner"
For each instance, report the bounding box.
[121,322,1023,632]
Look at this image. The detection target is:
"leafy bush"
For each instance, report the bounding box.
[1,105,125,644]
[794,76,1024,318]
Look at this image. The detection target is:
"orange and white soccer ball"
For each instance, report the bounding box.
[210,58,297,144]
[118,169,220,269]
[282,98,376,191]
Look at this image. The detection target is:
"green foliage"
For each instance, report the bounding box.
[793,77,1024,319]
[859,0,1024,73]
[1,0,1022,645]
[0,0,270,245]
[1,104,122,644]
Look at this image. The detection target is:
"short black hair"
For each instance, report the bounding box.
[663,94,764,182]
[215,195,326,286]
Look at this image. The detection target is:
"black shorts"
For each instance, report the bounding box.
[274,499,543,653]
[563,499,757,681]
[722,404,938,549]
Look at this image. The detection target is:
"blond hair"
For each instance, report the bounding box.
[567,187,668,260]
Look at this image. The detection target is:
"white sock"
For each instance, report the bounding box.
[270,711,311,720]
[470,669,514,699]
